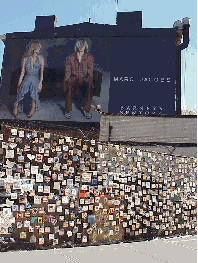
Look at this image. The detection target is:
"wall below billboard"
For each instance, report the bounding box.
[0,123,196,251]
[99,115,197,157]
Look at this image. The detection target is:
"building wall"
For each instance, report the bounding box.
[99,115,197,157]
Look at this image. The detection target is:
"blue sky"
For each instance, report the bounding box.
[0,0,197,109]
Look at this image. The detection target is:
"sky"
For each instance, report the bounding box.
[0,0,197,110]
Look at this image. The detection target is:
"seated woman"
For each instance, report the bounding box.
[12,41,44,118]
[63,39,94,119]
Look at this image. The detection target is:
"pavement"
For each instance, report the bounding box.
[0,235,197,263]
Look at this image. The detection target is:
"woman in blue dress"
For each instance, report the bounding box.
[12,41,44,118]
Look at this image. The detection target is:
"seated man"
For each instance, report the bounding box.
[63,39,94,119]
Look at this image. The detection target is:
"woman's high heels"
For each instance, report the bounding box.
[12,107,18,118]
[27,106,36,118]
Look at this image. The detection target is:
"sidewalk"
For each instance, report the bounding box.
[0,235,197,263]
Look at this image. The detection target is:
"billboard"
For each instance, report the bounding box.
[1,35,176,122]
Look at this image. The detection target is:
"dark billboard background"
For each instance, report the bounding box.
[109,37,176,115]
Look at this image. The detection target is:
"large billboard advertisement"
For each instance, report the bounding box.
[0,36,176,122]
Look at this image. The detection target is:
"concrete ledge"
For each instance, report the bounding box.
[100,115,197,142]
[99,115,197,157]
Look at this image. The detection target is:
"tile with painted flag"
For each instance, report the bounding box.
[25,211,31,217]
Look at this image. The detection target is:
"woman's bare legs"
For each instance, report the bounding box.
[27,99,36,118]
[12,102,19,118]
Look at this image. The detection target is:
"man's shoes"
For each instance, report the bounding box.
[65,112,71,119]
[81,107,92,119]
